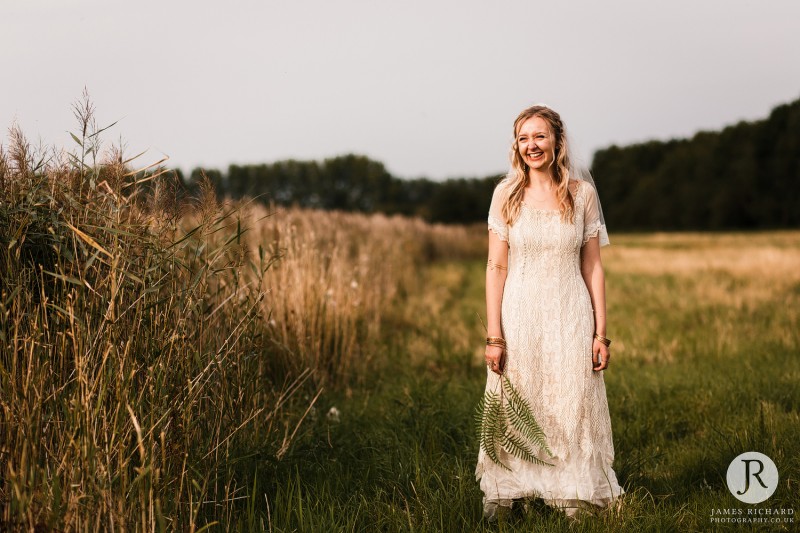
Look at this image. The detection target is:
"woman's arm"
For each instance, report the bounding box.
[485,230,509,374]
[580,236,610,371]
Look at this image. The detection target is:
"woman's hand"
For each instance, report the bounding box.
[485,344,505,375]
[592,338,610,371]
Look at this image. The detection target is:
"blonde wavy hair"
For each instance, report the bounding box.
[501,105,576,225]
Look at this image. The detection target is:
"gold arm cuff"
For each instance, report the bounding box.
[487,259,507,271]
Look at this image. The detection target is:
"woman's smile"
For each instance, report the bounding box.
[527,150,544,163]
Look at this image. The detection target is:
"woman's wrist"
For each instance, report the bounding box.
[486,336,506,349]
[594,333,611,347]
[487,328,503,338]
[592,309,606,336]
[593,321,606,337]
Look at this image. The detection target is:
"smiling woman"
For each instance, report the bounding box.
[477,104,624,521]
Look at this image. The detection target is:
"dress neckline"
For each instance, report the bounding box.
[520,180,583,214]
[520,201,560,214]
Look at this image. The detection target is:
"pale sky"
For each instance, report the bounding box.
[3,0,799,180]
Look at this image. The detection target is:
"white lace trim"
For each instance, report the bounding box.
[583,221,609,247]
[487,215,508,242]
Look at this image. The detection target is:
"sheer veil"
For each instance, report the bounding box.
[550,104,607,230]
[571,165,606,230]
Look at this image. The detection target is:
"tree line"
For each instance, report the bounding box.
[177,155,499,225]
[177,97,799,230]
[592,97,799,230]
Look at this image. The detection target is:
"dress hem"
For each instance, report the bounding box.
[482,489,625,518]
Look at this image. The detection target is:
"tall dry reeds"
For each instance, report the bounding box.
[0,96,487,530]
[0,98,312,530]
[239,204,485,385]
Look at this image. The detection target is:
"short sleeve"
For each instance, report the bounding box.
[582,181,610,247]
[488,182,509,242]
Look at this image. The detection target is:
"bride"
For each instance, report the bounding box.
[476,104,624,520]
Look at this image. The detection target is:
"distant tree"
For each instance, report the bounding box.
[592,96,800,230]
[429,177,498,224]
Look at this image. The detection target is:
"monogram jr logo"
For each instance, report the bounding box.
[726,452,779,504]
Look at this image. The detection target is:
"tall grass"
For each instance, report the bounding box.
[0,97,305,530]
[0,97,481,530]
[239,204,484,386]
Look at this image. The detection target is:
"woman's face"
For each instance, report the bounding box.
[516,116,555,171]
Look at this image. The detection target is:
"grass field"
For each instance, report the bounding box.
[3,110,797,531]
[255,231,800,532]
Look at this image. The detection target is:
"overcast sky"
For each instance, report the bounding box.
[3,0,799,180]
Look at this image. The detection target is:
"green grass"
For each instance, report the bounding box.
[245,237,799,532]
[7,103,796,530]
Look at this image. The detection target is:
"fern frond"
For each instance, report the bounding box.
[502,377,554,458]
[500,430,535,462]
[475,376,555,470]
[480,391,509,470]
[501,430,544,466]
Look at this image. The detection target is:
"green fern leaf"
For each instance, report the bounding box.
[476,376,555,470]
[503,431,554,467]
[481,392,508,469]
[501,430,537,464]
[502,378,554,458]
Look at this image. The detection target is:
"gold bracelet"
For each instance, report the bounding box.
[486,336,506,346]
[594,333,611,347]
[487,259,507,271]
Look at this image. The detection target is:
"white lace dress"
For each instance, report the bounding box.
[475,178,624,517]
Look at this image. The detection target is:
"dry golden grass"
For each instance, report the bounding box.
[605,231,800,307]
[602,231,800,365]
[0,99,489,530]
[606,232,800,278]
[0,119,299,529]
[228,203,486,384]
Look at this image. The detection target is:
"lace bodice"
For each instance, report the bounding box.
[487,178,609,248]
